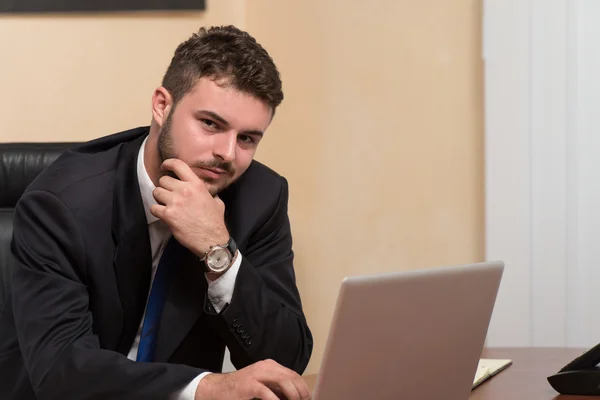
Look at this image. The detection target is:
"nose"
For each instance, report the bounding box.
[213,132,237,163]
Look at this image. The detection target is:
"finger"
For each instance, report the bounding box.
[254,369,304,399]
[149,204,166,220]
[161,158,198,182]
[213,195,225,211]
[261,373,308,400]
[265,384,287,400]
[157,174,185,191]
[152,187,174,206]
[282,375,310,400]
[272,379,302,400]
[250,382,279,400]
[293,376,311,400]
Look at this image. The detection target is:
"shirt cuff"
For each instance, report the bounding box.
[171,372,211,400]
[206,251,242,313]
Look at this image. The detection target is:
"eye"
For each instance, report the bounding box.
[238,135,255,144]
[200,119,218,130]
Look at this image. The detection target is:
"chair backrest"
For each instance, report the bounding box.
[0,142,79,311]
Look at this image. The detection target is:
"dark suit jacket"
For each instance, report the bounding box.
[0,127,313,399]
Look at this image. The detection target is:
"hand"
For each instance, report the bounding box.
[150,158,230,257]
[195,359,311,400]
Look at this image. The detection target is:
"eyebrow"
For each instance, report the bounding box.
[197,110,264,137]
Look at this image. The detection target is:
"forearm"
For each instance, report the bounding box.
[30,340,203,400]
[202,176,313,373]
[12,270,203,400]
[207,256,312,374]
[11,191,205,400]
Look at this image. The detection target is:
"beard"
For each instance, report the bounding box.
[157,112,236,196]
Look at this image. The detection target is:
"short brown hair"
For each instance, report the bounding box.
[162,25,283,112]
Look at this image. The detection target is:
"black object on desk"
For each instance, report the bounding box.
[548,343,600,396]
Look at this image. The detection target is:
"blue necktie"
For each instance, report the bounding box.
[136,236,183,362]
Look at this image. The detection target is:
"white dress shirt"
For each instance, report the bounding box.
[126,137,242,399]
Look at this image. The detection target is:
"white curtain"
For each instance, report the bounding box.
[485,0,600,347]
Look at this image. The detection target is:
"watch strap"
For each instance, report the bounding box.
[226,236,238,256]
[202,237,238,273]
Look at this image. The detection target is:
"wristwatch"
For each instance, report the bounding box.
[201,237,238,273]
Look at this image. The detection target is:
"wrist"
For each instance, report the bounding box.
[195,372,219,399]
[197,230,230,257]
[193,230,229,257]
[206,250,238,281]
[200,236,238,275]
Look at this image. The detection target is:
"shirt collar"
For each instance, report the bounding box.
[137,136,160,225]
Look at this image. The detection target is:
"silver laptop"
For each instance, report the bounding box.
[312,261,504,400]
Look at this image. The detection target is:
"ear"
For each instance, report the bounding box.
[151,87,173,127]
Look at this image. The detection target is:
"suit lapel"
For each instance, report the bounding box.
[154,248,207,362]
[107,128,209,360]
[110,132,153,355]
[113,222,152,355]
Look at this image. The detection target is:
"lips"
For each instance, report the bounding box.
[197,167,227,180]
[204,167,227,174]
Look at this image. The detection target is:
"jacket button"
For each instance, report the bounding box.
[245,338,252,346]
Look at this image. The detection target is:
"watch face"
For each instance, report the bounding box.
[207,247,231,272]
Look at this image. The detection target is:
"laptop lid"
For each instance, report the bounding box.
[312,261,504,400]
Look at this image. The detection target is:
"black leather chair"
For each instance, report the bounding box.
[0,142,78,311]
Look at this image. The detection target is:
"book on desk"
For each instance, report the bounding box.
[472,359,513,389]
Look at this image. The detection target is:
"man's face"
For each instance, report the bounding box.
[157,77,272,195]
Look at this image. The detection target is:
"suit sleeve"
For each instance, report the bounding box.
[11,190,204,400]
[205,178,313,374]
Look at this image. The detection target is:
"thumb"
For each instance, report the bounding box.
[214,195,225,210]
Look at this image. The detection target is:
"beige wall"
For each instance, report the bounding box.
[0,0,484,375]
[0,0,244,141]
[248,0,484,374]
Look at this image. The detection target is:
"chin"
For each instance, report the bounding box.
[205,181,229,197]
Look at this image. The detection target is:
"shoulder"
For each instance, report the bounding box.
[222,160,287,204]
[21,127,147,209]
[220,160,290,237]
[237,160,286,192]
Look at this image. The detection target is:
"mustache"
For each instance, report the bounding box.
[192,159,234,174]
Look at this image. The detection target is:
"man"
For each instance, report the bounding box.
[0,25,313,399]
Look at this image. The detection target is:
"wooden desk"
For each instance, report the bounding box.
[303,348,592,399]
